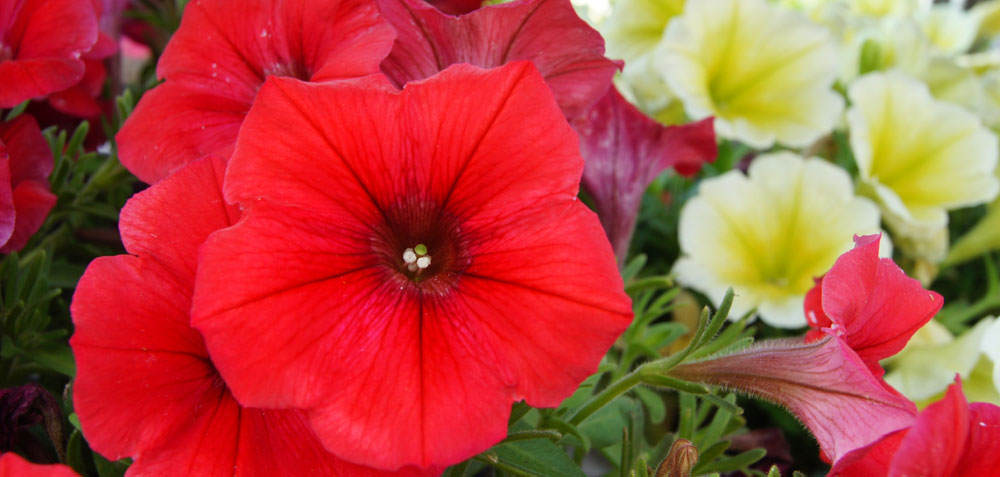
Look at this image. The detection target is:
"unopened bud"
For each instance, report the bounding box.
[656,439,698,477]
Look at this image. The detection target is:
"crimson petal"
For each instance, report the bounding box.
[378,0,620,118]
[573,88,716,261]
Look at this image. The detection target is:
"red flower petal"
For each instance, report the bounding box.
[669,337,917,464]
[48,59,107,118]
[573,87,716,260]
[378,0,620,118]
[0,453,76,477]
[0,115,55,253]
[0,0,98,107]
[116,0,395,183]
[828,428,905,476]
[889,378,969,475]
[423,0,482,15]
[72,157,422,476]
[954,402,1000,474]
[192,62,632,469]
[812,235,943,375]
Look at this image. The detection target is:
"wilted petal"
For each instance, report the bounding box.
[574,87,716,261]
[378,0,620,118]
[669,337,917,463]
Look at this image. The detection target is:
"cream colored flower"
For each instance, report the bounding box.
[673,152,883,328]
[656,0,843,148]
[973,0,1000,41]
[847,0,930,17]
[848,72,1000,262]
[602,0,684,63]
[842,15,931,79]
[885,318,1000,406]
[916,4,979,56]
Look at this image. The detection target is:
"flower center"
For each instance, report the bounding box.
[402,244,432,274]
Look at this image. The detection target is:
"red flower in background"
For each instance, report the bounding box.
[46,0,117,118]
[805,234,944,377]
[830,378,1000,476]
[0,115,55,254]
[116,0,395,183]
[573,87,716,262]
[71,156,433,476]
[0,0,99,108]
[191,63,632,470]
[378,0,620,119]
[0,453,75,477]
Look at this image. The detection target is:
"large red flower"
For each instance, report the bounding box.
[0,115,56,254]
[71,156,431,476]
[191,63,633,470]
[47,0,117,118]
[805,234,944,377]
[573,87,716,262]
[0,0,99,108]
[0,453,75,477]
[115,0,395,183]
[830,378,1000,476]
[377,0,620,119]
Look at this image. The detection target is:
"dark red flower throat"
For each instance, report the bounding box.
[373,197,470,295]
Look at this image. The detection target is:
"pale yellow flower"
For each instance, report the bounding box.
[674,152,883,328]
[842,15,931,79]
[602,0,684,63]
[847,0,930,17]
[885,318,1000,406]
[656,0,843,148]
[916,4,979,56]
[973,0,1000,41]
[848,72,1000,262]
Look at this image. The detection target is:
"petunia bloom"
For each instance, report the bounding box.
[804,234,943,377]
[115,0,396,183]
[377,0,620,119]
[71,156,429,476]
[0,453,75,477]
[0,0,99,108]
[191,63,633,470]
[673,152,883,328]
[847,72,999,262]
[573,87,716,262]
[830,378,1000,476]
[0,115,56,254]
[655,0,843,148]
[47,0,118,118]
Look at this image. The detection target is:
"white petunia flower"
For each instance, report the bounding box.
[916,4,979,56]
[656,0,844,148]
[673,152,883,328]
[848,72,1000,262]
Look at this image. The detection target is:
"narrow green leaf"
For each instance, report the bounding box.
[481,438,585,477]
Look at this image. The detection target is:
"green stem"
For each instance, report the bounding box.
[500,429,562,444]
[73,158,125,206]
[567,367,643,426]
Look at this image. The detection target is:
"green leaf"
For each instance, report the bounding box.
[700,448,767,473]
[478,438,585,477]
[94,454,130,477]
[579,397,641,449]
[633,386,666,424]
[66,430,93,476]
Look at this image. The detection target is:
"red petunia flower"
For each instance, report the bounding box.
[115,0,396,183]
[191,63,633,470]
[0,453,76,477]
[0,115,56,254]
[71,156,433,476]
[830,377,1000,476]
[805,234,944,377]
[0,0,99,108]
[47,0,118,118]
[377,0,620,119]
[572,87,716,262]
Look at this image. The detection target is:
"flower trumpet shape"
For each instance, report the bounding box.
[668,337,917,464]
[847,72,999,262]
[830,378,1000,476]
[656,0,843,148]
[190,63,633,470]
[673,152,882,327]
